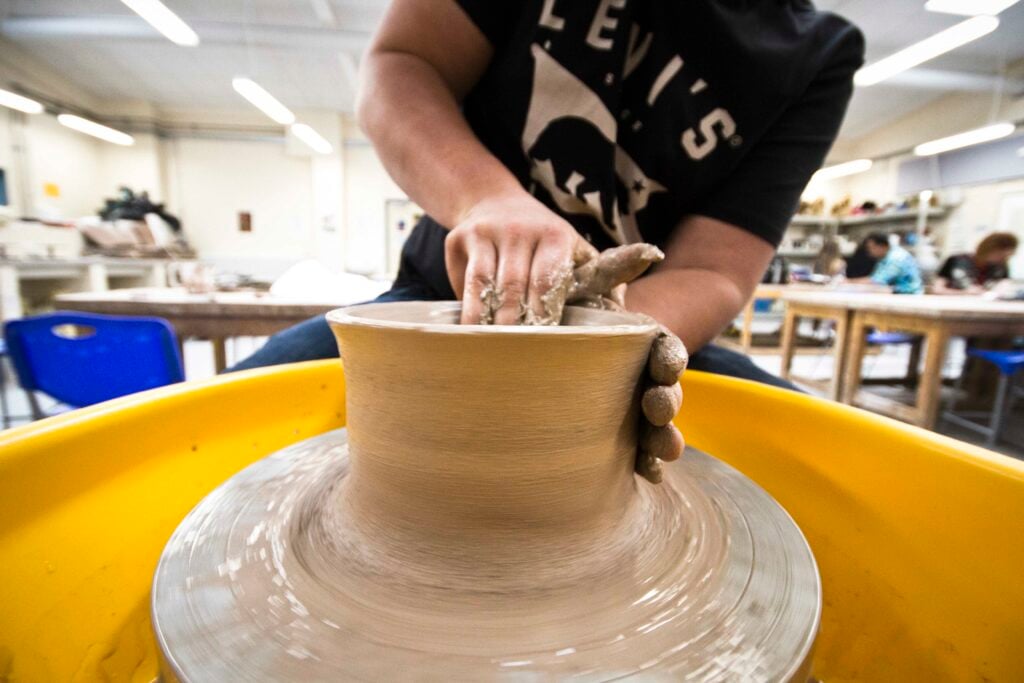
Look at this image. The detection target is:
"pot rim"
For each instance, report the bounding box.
[326,301,660,337]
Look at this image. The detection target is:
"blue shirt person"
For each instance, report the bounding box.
[860,233,923,294]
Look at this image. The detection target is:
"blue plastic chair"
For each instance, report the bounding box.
[4,311,184,419]
[942,349,1024,448]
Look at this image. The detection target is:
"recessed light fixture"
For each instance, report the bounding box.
[291,123,333,154]
[925,0,1019,16]
[57,114,135,146]
[0,87,43,114]
[811,158,873,181]
[120,0,199,46]
[232,78,295,125]
[913,122,1015,156]
[854,16,999,87]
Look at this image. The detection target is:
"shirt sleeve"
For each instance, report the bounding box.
[454,0,519,49]
[694,17,865,247]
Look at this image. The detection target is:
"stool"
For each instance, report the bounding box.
[942,349,1024,448]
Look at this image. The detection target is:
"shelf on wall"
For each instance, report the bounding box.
[789,206,950,230]
[836,207,949,227]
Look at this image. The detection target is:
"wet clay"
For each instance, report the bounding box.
[479,243,666,326]
[151,302,820,681]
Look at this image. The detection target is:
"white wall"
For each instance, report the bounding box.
[25,113,101,219]
[97,132,164,202]
[342,137,406,275]
[165,136,316,270]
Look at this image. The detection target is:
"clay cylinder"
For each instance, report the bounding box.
[326,301,659,550]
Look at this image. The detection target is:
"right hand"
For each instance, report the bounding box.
[445,193,597,325]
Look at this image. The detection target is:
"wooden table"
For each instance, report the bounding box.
[56,288,353,372]
[738,284,814,351]
[778,292,854,401]
[737,283,888,352]
[781,291,1024,428]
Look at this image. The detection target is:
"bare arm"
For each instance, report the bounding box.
[358,0,594,324]
[624,216,775,353]
[357,0,513,227]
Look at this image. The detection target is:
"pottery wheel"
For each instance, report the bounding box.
[152,429,819,681]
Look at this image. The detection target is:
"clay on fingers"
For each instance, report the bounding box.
[636,452,663,484]
[641,423,684,463]
[641,382,682,427]
[477,282,504,325]
[648,331,688,385]
[568,243,664,303]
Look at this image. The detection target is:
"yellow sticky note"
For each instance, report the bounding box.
[43,182,60,198]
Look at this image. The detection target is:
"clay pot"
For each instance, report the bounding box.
[328,301,659,571]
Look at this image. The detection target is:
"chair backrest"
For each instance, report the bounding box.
[3,311,184,408]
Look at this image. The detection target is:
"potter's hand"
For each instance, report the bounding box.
[570,246,686,483]
[559,244,689,484]
[445,193,597,325]
[636,329,687,484]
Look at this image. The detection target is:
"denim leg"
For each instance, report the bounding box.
[227,285,439,372]
[688,343,799,392]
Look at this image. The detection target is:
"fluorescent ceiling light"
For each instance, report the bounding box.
[57,114,135,146]
[812,158,873,181]
[0,88,43,114]
[120,0,199,46]
[925,0,1019,16]
[913,122,1014,156]
[854,16,999,87]
[291,123,333,154]
[232,77,295,125]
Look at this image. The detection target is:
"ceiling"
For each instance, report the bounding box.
[1,0,1023,141]
[818,0,1024,139]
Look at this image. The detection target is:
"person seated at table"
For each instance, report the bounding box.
[932,232,1018,294]
[849,232,923,294]
[843,236,878,278]
[813,239,846,278]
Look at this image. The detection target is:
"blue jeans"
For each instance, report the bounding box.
[229,284,797,391]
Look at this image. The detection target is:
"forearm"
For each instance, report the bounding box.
[358,52,527,227]
[624,268,750,353]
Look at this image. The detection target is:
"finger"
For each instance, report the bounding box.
[444,231,469,299]
[493,236,535,325]
[648,331,688,385]
[525,240,574,325]
[608,283,627,308]
[459,236,498,325]
[641,423,685,463]
[572,235,599,266]
[641,382,682,426]
[636,453,663,484]
[569,243,664,301]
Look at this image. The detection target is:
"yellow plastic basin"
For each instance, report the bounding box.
[1,361,1021,681]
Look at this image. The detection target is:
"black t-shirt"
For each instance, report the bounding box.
[400,0,864,298]
[938,253,1010,288]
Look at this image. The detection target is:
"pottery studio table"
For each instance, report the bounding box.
[56,287,350,372]
[736,283,890,353]
[779,291,1024,428]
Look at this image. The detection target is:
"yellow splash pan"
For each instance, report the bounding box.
[1,361,1022,681]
